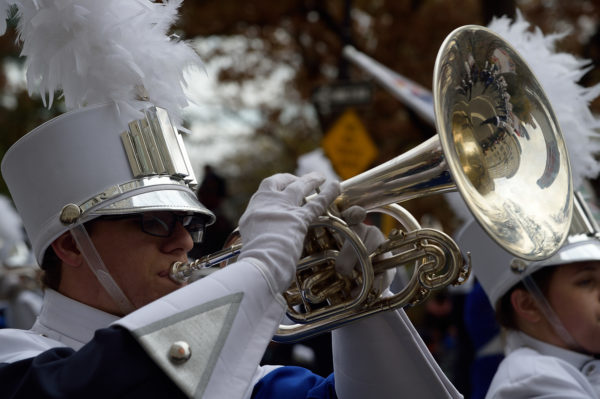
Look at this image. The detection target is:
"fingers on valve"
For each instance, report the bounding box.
[258,173,297,192]
[334,240,357,277]
[285,172,327,199]
[302,179,340,217]
[363,225,386,253]
[340,205,367,226]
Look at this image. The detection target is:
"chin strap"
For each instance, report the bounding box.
[69,223,136,315]
[522,274,581,351]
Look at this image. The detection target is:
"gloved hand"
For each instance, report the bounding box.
[237,172,340,294]
[335,206,394,295]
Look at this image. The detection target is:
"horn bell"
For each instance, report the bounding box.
[435,25,572,260]
[336,25,572,261]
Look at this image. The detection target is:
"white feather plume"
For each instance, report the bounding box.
[488,10,600,190]
[13,0,202,124]
[0,3,7,35]
[0,0,17,35]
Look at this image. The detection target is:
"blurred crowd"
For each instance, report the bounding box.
[0,194,42,330]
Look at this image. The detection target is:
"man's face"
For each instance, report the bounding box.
[548,261,600,355]
[88,212,195,312]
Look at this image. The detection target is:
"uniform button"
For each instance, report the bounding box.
[169,341,192,364]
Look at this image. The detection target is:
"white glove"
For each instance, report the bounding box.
[335,206,394,295]
[237,172,340,294]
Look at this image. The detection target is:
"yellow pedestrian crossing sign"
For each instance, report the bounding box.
[321,109,378,179]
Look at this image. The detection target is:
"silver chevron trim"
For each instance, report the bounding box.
[121,106,197,187]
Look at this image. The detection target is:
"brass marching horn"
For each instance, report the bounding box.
[170,25,573,342]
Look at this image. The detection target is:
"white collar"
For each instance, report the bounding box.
[506,330,594,371]
[31,289,120,350]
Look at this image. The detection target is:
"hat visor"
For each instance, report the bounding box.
[88,188,216,226]
[529,237,600,269]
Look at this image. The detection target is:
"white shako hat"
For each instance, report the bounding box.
[0,0,218,264]
[1,102,216,264]
[456,192,600,307]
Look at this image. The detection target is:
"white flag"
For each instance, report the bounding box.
[343,45,435,125]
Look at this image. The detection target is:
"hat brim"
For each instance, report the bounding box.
[88,188,216,226]
[529,237,600,269]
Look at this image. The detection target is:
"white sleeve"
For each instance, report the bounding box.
[332,307,463,399]
[113,260,286,399]
[487,349,598,399]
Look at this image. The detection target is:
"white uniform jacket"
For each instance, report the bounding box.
[0,259,462,399]
[487,331,600,398]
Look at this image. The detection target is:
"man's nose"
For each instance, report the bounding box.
[162,221,195,254]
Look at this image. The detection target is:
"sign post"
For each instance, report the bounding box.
[312,81,372,116]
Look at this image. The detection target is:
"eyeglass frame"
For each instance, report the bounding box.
[93,211,206,243]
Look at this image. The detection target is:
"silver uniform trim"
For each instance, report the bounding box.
[132,293,243,398]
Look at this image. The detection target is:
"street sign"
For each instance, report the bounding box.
[312,81,372,115]
[321,108,378,179]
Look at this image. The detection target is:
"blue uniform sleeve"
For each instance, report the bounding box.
[252,366,337,399]
[0,326,187,399]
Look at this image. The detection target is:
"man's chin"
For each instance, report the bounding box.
[139,281,184,306]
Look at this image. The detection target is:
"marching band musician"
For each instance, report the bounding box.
[454,12,600,398]
[0,1,462,398]
[457,216,600,398]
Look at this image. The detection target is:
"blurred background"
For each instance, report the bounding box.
[0,1,599,398]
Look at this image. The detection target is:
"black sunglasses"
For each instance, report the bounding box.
[97,212,206,243]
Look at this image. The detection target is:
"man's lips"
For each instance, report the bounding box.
[158,270,169,278]
[159,260,187,279]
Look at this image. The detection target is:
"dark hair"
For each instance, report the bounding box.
[495,266,556,329]
[40,246,62,291]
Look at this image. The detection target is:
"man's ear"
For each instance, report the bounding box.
[510,288,542,323]
[51,231,82,267]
